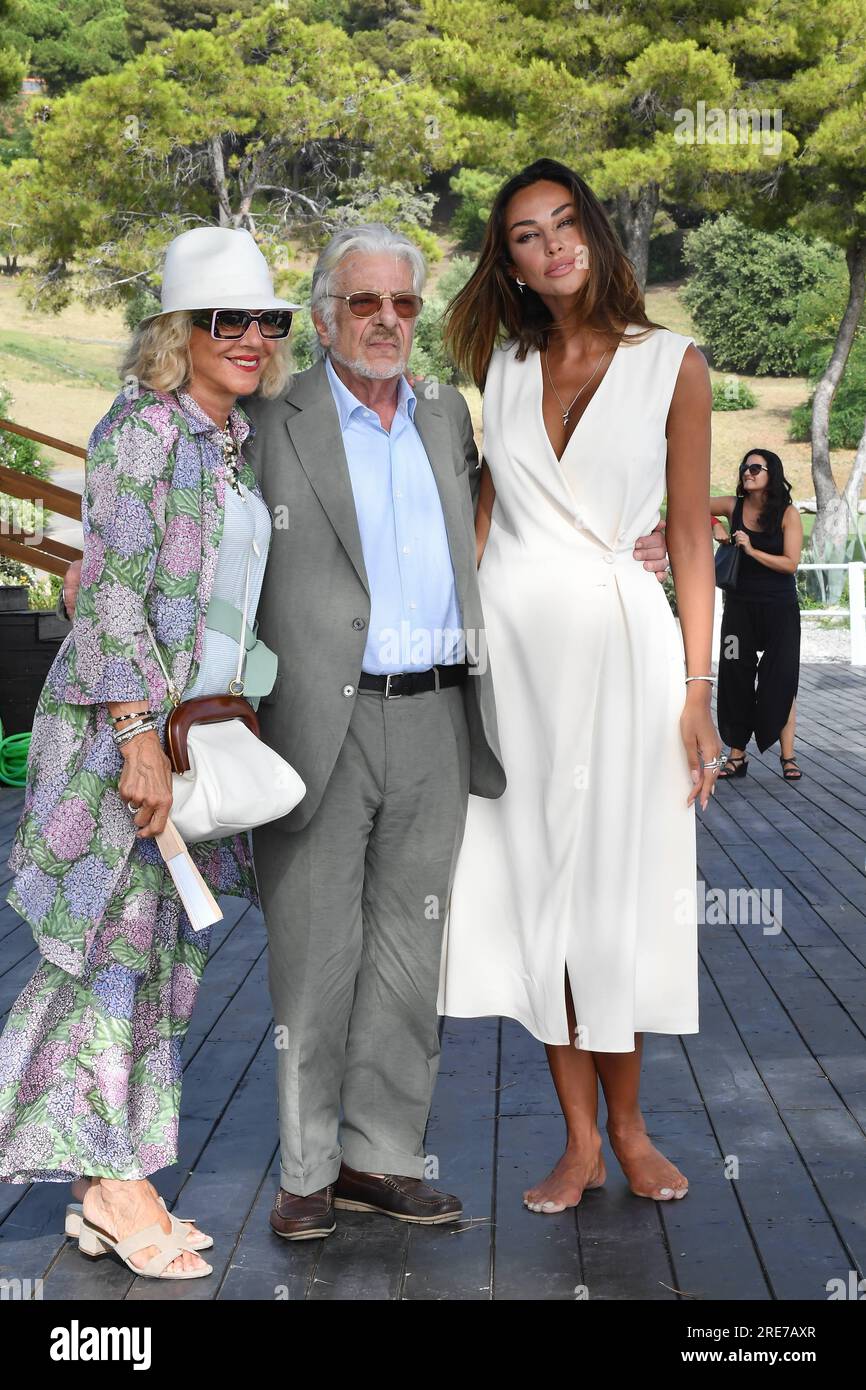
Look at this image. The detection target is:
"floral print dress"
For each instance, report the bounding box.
[0,387,265,1181]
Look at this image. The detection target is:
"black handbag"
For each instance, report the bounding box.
[714,539,742,591]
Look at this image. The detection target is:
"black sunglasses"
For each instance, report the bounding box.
[740,462,768,476]
[326,291,424,319]
[191,308,293,340]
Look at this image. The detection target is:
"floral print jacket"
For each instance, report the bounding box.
[7,387,263,977]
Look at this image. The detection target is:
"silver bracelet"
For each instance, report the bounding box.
[110,716,151,740]
[685,675,716,685]
[112,720,158,747]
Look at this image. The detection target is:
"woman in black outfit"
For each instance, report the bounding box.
[711,449,804,781]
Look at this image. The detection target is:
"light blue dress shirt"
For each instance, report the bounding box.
[325,354,464,674]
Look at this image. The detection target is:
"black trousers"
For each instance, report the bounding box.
[717,596,800,753]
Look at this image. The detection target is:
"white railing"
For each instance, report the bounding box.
[712,561,866,667]
[798,561,866,666]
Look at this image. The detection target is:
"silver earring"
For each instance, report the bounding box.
[515,277,526,293]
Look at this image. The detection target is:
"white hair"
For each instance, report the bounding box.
[309,223,427,356]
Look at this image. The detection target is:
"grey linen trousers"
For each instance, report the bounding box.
[253,682,471,1196]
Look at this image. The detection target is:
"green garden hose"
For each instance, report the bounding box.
[0,721,30,787]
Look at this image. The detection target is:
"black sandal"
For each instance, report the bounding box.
[780,756,802,781]
[718,753,748,779]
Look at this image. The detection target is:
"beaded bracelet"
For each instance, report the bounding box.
[108,708,152,726]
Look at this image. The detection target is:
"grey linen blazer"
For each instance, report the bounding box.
[242,357,506,831]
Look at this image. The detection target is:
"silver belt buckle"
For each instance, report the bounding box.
[384,673,403,699]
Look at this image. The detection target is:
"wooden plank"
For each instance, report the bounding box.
[218,1150,321,1301]
[403,1016,498,1301]
[685,957,855,1299]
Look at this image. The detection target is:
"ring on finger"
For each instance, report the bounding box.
[126,800,142,813]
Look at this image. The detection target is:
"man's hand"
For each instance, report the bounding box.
[63,559,83,618]
[633,518,669,582]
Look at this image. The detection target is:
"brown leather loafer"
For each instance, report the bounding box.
[334,1163,462,1225]
[269,1184,336,1240]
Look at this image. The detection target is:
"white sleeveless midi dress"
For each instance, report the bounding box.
[437,325,699,1051]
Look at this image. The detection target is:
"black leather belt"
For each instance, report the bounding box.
[358,662,469,698]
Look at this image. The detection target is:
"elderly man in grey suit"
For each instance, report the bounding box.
[243,225,507,1237]
[63,222,670,1238]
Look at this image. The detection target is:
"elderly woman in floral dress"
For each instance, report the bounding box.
[0,228,297,1279]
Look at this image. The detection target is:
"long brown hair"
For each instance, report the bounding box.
[443,158,657,390]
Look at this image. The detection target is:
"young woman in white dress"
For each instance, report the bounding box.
[439,158,722,1212]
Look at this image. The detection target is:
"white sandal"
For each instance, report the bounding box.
[77,1211,213,1280]
[66,1196,213,1250]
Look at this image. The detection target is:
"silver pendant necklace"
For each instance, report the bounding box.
[543,343,611,426]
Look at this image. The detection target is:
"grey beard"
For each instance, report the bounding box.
[328,342,407,380]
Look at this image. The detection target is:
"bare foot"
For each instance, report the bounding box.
[71,1175,208,1248]
[607,1118,689,1200]
[82,1179,210,1276]
[523,1133,606,1213]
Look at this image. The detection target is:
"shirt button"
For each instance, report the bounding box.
[352,617,365,630]
[409,601,417,609]
[342,684,355,697]
[402,545,411,554]
[394,489,403,499]
[604,553,615,564]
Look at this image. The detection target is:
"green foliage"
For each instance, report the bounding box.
[682,214,844,375]
[782,269,866,449]
[449,168,502,251]
[783,267,857,376]
[0,385,49,479]
[0,3,25,103]
[15,7,462,312]
[789,338,866,449]
[5,0,131,94]
[647,229,685,285]
[347,0,432,74]
[0,50,24,107]
[409,254,475,384]
[711,377,757,410]
[279,271,317,373]
[126,0,262,51]
[0,100,34,165]
[123,283,161,331]
[0,157,39,270]
[328,178,441,263]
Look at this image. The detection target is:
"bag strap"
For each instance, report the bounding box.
[230,543,256,695]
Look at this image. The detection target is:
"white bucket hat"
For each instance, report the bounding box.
[147,227,302,317]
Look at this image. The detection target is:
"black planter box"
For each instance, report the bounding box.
[0,610,70,735]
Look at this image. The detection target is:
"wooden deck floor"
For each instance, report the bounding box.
[1,663,864,1301]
